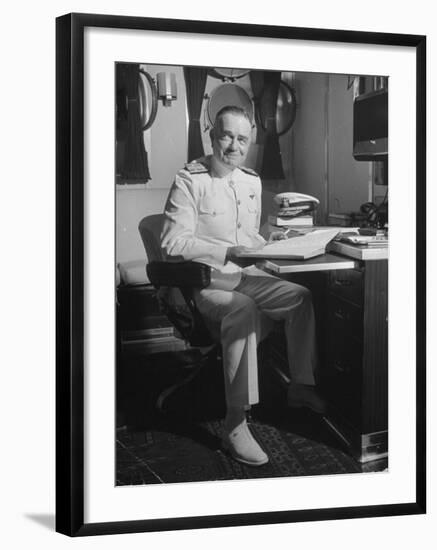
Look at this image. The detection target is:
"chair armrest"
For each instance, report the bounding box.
[146,261,211,289]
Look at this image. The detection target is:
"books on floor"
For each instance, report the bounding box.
[121,314,188,355]
[122,336,187,355]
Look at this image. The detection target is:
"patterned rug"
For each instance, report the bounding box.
[116,413,363,486]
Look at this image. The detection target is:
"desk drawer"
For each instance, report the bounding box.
[323,333,363,425]
[326,293,363,377]
[329,268,364,306]
[326,333,363,375]
[327,295,363,338]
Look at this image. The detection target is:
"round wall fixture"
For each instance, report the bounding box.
[257,80,297,136]
[206,83,254,127]
[210,68,250,80]
[138,69,158,130]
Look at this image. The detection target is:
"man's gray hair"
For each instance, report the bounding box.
[213,105,252,129]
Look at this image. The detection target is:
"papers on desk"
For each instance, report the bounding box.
[237,228,341,260]
[339,235,389,247]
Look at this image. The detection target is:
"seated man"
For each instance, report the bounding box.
[161,105,325,467]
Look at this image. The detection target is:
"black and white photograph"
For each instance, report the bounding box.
[53,11,426,538]
[2,0,434,547]
[115,62,389,485]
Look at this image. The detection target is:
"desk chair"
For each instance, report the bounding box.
[138,214,221,414]
[138,215,275,417]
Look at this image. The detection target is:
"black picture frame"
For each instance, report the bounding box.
[56,12,426,537]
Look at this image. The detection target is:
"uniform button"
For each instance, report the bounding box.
[237,223,242,228]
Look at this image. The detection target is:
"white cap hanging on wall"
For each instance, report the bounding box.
[157,72,177,106]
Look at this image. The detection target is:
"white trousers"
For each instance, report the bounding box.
[194,270,317,408]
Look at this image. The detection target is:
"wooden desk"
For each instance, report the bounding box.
[261,249,388,464]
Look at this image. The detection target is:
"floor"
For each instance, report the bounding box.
[116,349,388,486]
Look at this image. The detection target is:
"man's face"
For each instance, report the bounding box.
[211,113,252,169]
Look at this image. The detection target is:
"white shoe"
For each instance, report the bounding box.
[222,421,269,466]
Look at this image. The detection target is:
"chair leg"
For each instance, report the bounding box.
[155,363,204,413]
[155,346,221,416]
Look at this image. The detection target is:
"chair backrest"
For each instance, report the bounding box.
[138,214,216,347]
[138,214,165,263]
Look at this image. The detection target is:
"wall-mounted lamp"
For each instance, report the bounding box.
[157,72,177,106]
[138,69,177,130]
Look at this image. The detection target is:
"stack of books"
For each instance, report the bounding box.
[121,315,187,355]
[269,194,317,228]
[268,213,314,227]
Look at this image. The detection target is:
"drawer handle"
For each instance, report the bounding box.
[334,360,345,372]
[334,310,350,321]
[334,279,352,286]
[333,360,351,373]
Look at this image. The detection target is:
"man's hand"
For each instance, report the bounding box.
[268,231,287,242]
[226,245,256,262]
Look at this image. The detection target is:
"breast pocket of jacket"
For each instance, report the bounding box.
[244,200,259,228]
[246,202,258,214]
[198,198,226,236]
[198,197,225,218]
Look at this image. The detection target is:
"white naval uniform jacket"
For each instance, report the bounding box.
[161,156,266,291]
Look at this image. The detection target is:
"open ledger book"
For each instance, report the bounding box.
[237,228,341,260]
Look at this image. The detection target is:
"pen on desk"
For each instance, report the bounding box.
[284,227,303,237]
[283,227,309,238]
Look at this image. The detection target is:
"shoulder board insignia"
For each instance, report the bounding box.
[184,161,209,174]
[240,166,259,177]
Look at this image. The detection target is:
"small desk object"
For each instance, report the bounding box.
[261,245,388,464]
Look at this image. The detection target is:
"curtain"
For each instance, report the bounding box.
[116,63,150,182]
[249,70,266,145]
[183,66,208,162]
[259,71,285,180]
